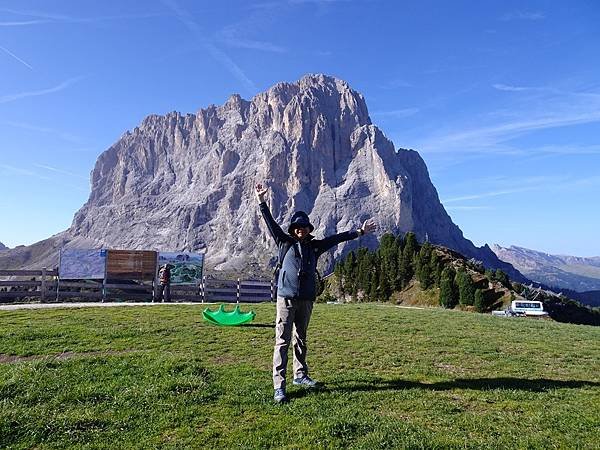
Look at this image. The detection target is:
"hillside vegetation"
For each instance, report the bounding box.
[322,232,600,326]
[1,304,599,449]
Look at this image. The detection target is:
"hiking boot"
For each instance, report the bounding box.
[274,388,287,403]
[292,376,318,388]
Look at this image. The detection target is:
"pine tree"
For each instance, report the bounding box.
[355,247,371,301]
[474,289,486,312]
[494,269,510,288]
[414,250,423,283]
[378,233,399,293]
[465,274,476,306]
[396,251,407,290]
[456,269,475,306]
[369,252,380,301]
[342,251,357,295]
[363,250,377,301]
[439,266,458,308]
[334,259,344,294]
[395,235,405,254]
[429,251,442,287]
[455,269,465,300]
[416,242,433,289]
[484,269,494,282]
[378,266,392,301]
[397,232,417,288]
[403,232,418,260]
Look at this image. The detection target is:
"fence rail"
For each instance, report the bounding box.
[0,269,58,277]
[0,269,275,304]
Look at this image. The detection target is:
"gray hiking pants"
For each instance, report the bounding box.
[273,296,314,390]
[157,284,170,302]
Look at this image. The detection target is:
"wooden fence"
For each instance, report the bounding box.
[0,269,274,304]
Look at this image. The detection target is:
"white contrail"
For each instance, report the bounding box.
[2,120,81,143]
[0,44,33,69]
[161,0,257,93]
[35,164,88,180]
[0,76,82,104]
[0,8,164,23]
[0,20,49,26]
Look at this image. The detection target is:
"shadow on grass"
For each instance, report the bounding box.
[288,377,600,398]
[241,323,275,328]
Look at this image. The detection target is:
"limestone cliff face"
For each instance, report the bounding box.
[2,74,523,279]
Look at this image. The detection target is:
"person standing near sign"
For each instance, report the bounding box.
[158,264,171,302]
[255,183,376,403]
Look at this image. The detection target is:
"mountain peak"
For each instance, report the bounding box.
[259,73,371,128]
[2,75,523,280]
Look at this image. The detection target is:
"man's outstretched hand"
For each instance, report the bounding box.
[361,219,377,235]
[255,183,268,203]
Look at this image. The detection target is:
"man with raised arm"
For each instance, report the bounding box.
[255,183,377,403]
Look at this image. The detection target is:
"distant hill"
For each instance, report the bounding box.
[492,244,600,293]
[0,241,8,251]
[555,288,600,308]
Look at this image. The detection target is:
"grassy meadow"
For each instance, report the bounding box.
[1,303,599,449]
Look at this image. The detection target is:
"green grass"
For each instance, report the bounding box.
[1,304,599,449]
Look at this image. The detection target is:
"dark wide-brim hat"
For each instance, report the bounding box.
[288,211,314,234]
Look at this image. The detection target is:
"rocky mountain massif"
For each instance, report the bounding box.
[1,75,524,280]
[492,244,600,292]
[0,242,7,251]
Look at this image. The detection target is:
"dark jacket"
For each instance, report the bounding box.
[159,266,171,285]
[259,202,359,300]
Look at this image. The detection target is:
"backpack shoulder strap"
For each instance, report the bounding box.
[274,241,293,274]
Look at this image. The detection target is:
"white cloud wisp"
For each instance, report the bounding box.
[0,77,82,104]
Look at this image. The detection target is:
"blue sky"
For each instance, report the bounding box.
[1,0,599,256]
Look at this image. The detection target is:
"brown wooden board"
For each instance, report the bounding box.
[239,280,271,287]
[239,287,271,294]
[171,285,201,292]
[106,250,157,280]
[104,293,153,301]
[0,281,42,287]
[56,291,103,299]
[203,287,238,294]
[57,281,102,289]
[239,296,272,303]
[205,293,238,301]
[170,293,202,301]
[103,283,151,291]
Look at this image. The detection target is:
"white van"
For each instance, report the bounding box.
[509,300,548,317]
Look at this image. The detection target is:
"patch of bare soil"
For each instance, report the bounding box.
[394,281,440,307]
